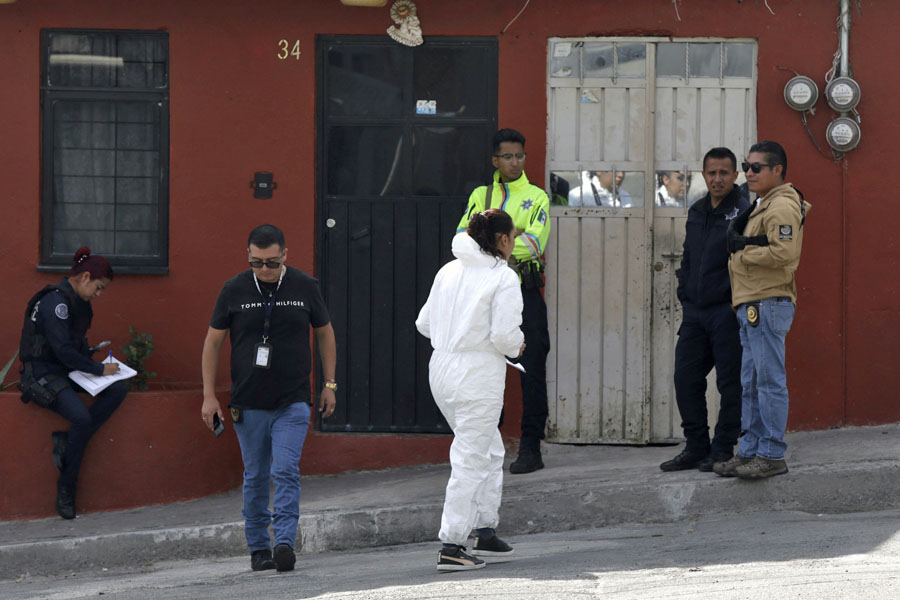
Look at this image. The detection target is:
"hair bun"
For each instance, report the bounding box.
[74,247,92,264]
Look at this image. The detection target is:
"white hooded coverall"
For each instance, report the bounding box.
[415,232,525,545]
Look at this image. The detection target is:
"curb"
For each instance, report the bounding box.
[3,460,899,579]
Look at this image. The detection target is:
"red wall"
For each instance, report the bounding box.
[0,389,459,519]
[0,0,896,453]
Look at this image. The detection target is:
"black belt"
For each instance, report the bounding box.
[744,297,791,304]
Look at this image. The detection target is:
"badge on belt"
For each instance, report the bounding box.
[746,303,760,327]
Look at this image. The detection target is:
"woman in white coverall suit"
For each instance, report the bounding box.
[416,209,525,572]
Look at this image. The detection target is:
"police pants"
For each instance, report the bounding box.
[673,302,742,455]
[52,381,128,488]
[518,285,550,450]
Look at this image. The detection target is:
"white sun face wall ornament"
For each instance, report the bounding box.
[387,0,423,47]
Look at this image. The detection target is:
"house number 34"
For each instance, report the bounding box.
[277,40,301,60]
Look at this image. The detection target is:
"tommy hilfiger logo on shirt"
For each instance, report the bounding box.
[239,300,307,310]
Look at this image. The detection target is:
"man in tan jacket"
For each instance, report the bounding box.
[714,141,811,480]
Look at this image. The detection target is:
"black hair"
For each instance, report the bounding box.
[492,129,526,154]
[248,224,285,251]
[658,171,684,186]
[749,140,788,179]
[702,147,738,171]
[467,209,515,260]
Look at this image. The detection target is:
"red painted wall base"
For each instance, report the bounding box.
[1,389,472,520]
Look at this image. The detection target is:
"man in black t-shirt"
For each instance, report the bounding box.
[201,224,337,573]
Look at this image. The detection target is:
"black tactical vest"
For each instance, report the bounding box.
[19,283,82,363]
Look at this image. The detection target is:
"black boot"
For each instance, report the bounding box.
[56,482,76,520]
[273,543,296,572]
[51,431,68,472]
[250,549,276,571]
[510,440,544,474]
[698,451,733,472]
[659,447,709,472]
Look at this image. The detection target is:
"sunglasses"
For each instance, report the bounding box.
[248,258,283,269]
[742,161,778,174]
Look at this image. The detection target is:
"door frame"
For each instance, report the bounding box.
[313,34,499,433]
[544,36,757,444]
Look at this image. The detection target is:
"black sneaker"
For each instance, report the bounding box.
[509,450,543,474]
[698,452,732,473]
[437,545,485,572]
[273,543,295,572]
[471,534,514,557]
[659,448,708,472]
[250,549,276,571]
[51,431,68,472]
[56,482,76,520]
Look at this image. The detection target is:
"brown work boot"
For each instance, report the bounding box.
[735,456,789,480]
[712,454,753,478]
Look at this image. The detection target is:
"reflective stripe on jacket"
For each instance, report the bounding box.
[457,171,551,264]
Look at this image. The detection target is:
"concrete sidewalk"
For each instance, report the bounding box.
[1,424,899,580]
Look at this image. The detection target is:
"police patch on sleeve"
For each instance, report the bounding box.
[778,225,793,240]
[54,303,69,320]
[538,209,548,226]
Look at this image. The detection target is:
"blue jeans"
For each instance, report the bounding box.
[234,401,310,552]
[736,298,795,460]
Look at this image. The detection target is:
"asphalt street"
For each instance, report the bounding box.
[3,508,899,600]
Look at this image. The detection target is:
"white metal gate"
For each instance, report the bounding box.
[545,38,756,444]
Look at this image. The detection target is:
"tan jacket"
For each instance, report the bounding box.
[728,183,811,306]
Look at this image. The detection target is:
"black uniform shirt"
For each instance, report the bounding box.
[677,186,750,311]
[31,279,104,378]
[210,266,330,410]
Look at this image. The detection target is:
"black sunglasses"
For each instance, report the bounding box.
[248,258,283,269]
[742,161,779,174]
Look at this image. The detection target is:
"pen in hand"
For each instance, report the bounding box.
[103,349,120,376]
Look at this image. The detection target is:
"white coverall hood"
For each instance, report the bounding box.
[415,232,525,545]
[416,233,524,358]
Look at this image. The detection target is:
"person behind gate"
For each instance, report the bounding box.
[17,247,127,520]
[714,141,811,480]
[417,209,525,572]
[660,147,749,473]
[456,128,551,475]
[201,224,337,572]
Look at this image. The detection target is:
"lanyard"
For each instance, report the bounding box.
[253,266,285,343]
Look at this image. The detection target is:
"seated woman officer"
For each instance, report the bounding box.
[18,247,128,519]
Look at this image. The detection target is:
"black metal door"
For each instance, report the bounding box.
[316,36,498,432]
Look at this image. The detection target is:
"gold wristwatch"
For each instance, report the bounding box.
[324,379,338,391]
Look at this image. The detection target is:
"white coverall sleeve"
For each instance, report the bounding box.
[415,282,434,339]
[489,273,524,357]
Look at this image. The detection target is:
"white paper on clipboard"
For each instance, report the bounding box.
[68,355,136,396]
[505,359,526,373]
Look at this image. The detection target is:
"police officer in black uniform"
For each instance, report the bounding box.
[660,148,749,472]
[19,247,128,518]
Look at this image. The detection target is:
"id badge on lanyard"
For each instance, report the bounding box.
[253,267,284,369]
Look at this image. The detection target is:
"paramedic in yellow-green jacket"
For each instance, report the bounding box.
[456,128,551,474]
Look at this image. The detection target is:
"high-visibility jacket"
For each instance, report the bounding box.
[457,170,551,265]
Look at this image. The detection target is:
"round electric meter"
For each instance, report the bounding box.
[824,76,861,112]
[826,117,861,152]
[783,76,819,111]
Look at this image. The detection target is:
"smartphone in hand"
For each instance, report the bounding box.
[212,413,225,438]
